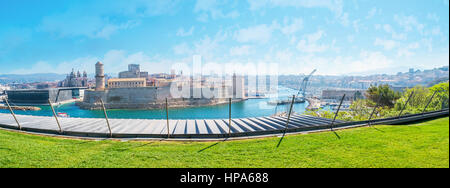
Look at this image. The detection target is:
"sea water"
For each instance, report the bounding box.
[0,86,308,119]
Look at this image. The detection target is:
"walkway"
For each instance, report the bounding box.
[0,113,344,138]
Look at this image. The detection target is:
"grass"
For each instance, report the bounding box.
[0,117,448,168]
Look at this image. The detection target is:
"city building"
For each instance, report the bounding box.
[0,84,9,101]
[321,89,366,102]
[59,69,88,87]
[0,85,10,94]
[107,78,147,88]
[6,88,75,105]
[233,74,246,99]
[119,64,149,79]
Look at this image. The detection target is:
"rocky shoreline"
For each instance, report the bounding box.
[0,105,41,111]
[76,98,247,110]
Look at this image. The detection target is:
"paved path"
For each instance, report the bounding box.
[0,113,345,138]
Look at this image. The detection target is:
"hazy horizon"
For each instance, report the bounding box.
[0,64,448,78]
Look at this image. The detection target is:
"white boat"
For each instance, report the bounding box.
[57,112,69,118]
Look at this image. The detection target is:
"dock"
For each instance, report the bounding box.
[267,98,306,105]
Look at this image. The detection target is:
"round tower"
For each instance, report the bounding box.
[95,61,105,91]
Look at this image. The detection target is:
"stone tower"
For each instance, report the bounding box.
[95,61,105,91]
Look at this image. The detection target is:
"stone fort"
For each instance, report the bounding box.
[77,62,246,110]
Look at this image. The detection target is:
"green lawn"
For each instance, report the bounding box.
[0,117,448,168]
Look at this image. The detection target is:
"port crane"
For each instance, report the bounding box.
[296,69,316,99]
[268,69,317,106]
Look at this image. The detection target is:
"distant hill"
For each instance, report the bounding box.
[0,73,115,84]
[0,73,66,83]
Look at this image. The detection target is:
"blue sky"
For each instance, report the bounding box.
[0,0,448,75]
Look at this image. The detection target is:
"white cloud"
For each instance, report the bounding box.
[391,33,407,41]
[176,26,195,37]
[101,50,153,73]
[235,24,274,43]
[171,30,229,60]
[374,38,397,50]
[383,24,407,40]
[397,42,420,57]
[248,0,343,15]
[296,30,329,53]
[9,61,53,74]
[383,24,393,33]
[405,49,449,69]
[194,0,240,22]
[347,35,354,43]
[352,19,361,32]
[275,50,293,63]
[230,45,251,56]
[173,43,192,55]
[397,49,413,57]
[247,0,349,26]
[8,50,172,74]
[421,38,433,52]
[40,15,140,39]
[349,51,393,72]
[38,0,179,39]
[194,31,229,59]
[196,13,209,22]
[394,14,425,34]
[339,12,350,26]
[269,49,394,75]
[426,13,440,22]
[375,24,381,30]
[366,7,379,19]
[9,57,99,74]
[424,26,443,37]
[281,17,304,35]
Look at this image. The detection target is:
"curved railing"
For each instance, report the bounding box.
[0,108,448,139]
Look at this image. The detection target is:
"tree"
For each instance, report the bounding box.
[365,84,401,108]
[429,82,449,110]
[354,91,364,101]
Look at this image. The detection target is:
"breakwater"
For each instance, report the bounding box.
[0,105,41,111]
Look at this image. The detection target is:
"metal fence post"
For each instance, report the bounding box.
[368,93,383,126]
[398,91,414,118]
[48,99,63,134]
[440,95,448,110]
[422,91,438,114]
[165,98,170,138]
[100,99,112,138]
[274,103,279,116]
[276,95,296,148]
[283,95,296,134]
[5,98,21,130]
[228,98,232,137]
[330,94,346,131]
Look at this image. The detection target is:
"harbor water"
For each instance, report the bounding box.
[0,87,308,119]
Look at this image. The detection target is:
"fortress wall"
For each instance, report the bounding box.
[77,86,240,110]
